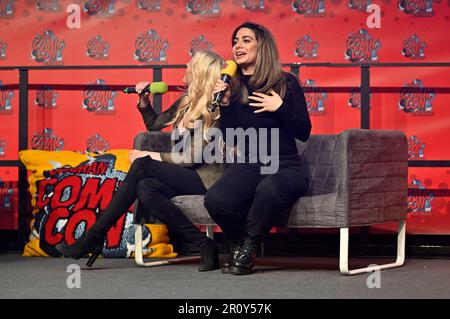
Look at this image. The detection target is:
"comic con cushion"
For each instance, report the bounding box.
[19,149,177,258]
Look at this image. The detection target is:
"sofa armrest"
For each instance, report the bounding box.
[291,129,408,228]
[133,131,172,153]
[343,129,408,226]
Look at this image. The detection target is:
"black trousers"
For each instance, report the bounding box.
[92,156,209,247]
[204,163,308,242]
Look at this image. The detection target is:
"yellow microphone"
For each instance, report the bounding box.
[209,60,238,112]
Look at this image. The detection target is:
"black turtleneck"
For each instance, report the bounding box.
[219,72,312,164]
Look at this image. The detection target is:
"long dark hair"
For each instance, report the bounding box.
[230,22,286,104]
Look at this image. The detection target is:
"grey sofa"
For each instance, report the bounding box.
[133,129,408,275]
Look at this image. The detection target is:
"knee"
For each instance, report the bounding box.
[128,156,155,179]
[131,156,151,170]
[128,157,146,175]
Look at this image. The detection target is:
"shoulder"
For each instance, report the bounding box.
[283,72,300,86]
[282,72,303,96]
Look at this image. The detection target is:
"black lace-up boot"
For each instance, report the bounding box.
[230,233,258,275]
[221,240,241,274]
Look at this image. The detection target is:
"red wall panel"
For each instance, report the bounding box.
[0,0,449,233]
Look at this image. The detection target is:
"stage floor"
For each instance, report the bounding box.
[1,253,449,299]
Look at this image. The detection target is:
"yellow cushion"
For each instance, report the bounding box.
[19,149,177,258]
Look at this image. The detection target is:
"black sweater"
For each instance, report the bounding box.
[220,72,312,164]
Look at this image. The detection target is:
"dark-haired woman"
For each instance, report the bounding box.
[205,22,312,275]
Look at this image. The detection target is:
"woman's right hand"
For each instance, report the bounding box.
[213,79,231,106]
[135,81,151,109]
[135,81,150,95]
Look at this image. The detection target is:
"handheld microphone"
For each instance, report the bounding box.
[123,82,168,95]
[209,60,238,112]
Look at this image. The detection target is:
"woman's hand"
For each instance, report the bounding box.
[135,81,150,95]
[249,90,283,113]
[135,81,151,109]
[129,150,161,164]
[213,79,231,106]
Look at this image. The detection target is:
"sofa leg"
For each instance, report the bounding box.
[134,224,200,267]
[339,220,406,275]
[206,225,215,239]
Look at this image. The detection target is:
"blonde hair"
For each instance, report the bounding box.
[168,51,224,141]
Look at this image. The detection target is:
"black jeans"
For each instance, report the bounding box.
[91,156,209,247]
[204,163,308,242]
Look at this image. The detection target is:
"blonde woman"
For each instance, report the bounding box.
[56,51,224,271]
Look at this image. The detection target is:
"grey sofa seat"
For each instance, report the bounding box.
[133,129,408,275]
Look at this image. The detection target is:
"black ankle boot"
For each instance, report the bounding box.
[230,234,258,275]
[198,239,219,272]
[56,230,105,267]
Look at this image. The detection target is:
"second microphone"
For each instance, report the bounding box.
[123,82,168,95]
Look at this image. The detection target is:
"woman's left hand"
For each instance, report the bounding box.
[129,150,162,164]
[249,90,283,113]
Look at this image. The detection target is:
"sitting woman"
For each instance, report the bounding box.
[205,23,312,275]
[56,50,225,271]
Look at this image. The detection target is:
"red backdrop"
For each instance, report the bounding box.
[1,0,449,233]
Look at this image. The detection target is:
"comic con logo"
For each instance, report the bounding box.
[189,35,213,57]
[242,0,264,10]
[0,81,13,114]
[402,34,426,59]
[0,0,15,17]
[137,0,161,11]
[0,39,7,58]
[0,178,14,210]
[398,0,433,16]
[86,134,110,153]
[31,128,64,151]
[345,29,381,63]
[36,0,61,11]
[408,135,425,159]
[82,79,117,114]
[301,79,327,115]
[348,89,371,109]
[408,176,433,215]
[399,79,434,114]
[31,30,65,64]
[33,155,152,257]
[348,0,371,11]
[0,139,5,157]
[134,29,168,64]
[186,0,222,16]
[87,35,110,59]
[83,0,115,15]
[292,0,326,17]
[295,35,318,59]
[35,86,58,109]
